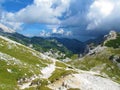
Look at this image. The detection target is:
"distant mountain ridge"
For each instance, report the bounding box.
[47,37,86,54]
[0,23,87,59]
[1,23,120,60]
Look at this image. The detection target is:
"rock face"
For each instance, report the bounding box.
[104,30,117,44]
[87,45,106,56]
[109,31,117,39]
[106,31,117,40]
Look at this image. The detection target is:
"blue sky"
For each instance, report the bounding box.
[0,0,120,41]
[2,0,33,12]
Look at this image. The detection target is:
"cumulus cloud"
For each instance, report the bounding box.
[39,28,72,37]
[52,28,72,36]
[1,0,91,32]
[0,0,72,31]
[61,0,93,27]
[87,0,120,31]
[1,0,120,40]
[52,28,64,34]
[0,11,23,30]
[2,0,71,24]
[39,30,51,37]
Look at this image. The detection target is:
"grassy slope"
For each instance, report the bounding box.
[68,47,120,84]
[105,33,120,48]
[0,36,78,90]
[0,31,73,59]
[0,36,52,90]
[1,34,120,90]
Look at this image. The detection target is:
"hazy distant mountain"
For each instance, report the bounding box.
[48,37,86,54]
[85,35,105,46]
[0,24,87,59]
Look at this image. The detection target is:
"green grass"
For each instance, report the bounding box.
[105,33,120,48]
[0,37,53,90]
[0,37,77,90]
[70,54,78,60]
[55,61,67,68]
[23,87,36,90]
[35,79,51,90]
[37,85,51,90]
[49,68,76,83]
[0,58,45,90]
[68,48,120,83]
[68,88,80,90]
[0,38,52,66]
[0,60,23,90]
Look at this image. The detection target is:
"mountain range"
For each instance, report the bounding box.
[0,23,120,90]
[0,24,87,59]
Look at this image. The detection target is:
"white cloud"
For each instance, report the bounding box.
[87,0,120,30]
[39,30,50,37]
[39,28,71,37]
[0,11,23,30]
[52,28,72,36]
[65,31,72,36]
[58,28,64,34]
[2,0,120,40]
[2,0,71,25]
[91,0,114,17]
[0,0,71,31]
[52,28,57,33]
[52,28,64,34]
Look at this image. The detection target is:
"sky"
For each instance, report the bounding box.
[0,0,120,41]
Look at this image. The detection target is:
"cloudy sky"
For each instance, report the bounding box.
[0,0,120,41]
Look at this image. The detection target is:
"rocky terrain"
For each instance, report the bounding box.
[68,31,120,84]
[0,23,120,90]
[0,33,120,90]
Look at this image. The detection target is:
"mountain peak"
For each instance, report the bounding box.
[0,23,15,33]
[108,30,117,38]
[104,30,117,45]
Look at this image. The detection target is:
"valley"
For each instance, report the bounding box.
[0,24,120,90]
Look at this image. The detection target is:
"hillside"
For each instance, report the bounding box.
[68,31,120,84]
[104,31,120,48]
[0,35,120,90]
